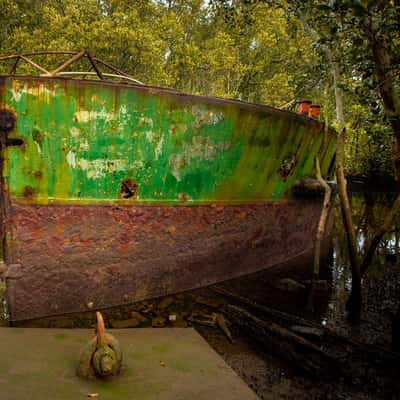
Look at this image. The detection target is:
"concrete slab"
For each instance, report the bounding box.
[0,327,258,400]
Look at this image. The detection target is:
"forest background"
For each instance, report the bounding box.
[0,0,398,179]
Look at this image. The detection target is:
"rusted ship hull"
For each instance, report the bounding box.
[0,75,336,321]
[6,200,325,321]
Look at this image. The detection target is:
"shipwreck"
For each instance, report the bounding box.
[0,51,336,321]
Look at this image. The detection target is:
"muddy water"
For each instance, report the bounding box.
[322,189,400,345]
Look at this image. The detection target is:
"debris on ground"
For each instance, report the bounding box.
[273,278,306,293]
[110,317,143,329]
[152,316,166,328]
[194,296,224,309]
[158,297,174,310]
[187,312,217,327]
[216,313,234,343]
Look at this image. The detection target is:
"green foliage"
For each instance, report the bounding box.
[284,0,399,179]
[0,0,397,178]
[0,0,319,103]
[344,104,393,177]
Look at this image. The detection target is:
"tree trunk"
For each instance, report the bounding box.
[358,16,400,274]
[307,157,332,311]
[331,61,362,320]
[369,38,400,181]
[295,8,362,320]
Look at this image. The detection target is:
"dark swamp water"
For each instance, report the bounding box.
[1,185,399,399]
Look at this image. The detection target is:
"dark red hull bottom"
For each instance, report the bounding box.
[5,199,325,321]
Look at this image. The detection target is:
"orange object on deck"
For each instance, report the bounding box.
[309,104,321,118]
[298,100,312,115]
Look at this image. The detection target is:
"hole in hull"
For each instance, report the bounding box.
[120,179,138,199]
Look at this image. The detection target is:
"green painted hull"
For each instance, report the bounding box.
[1,77,335,205]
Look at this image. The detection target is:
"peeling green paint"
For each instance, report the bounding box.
[1,77,336,205]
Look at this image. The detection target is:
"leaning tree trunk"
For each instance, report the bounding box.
[368,31,400,181]
[296,9,362,320]
[331,61,362,319]
[307,157,332,311]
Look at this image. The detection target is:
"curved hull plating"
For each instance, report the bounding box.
[0,76,336,321]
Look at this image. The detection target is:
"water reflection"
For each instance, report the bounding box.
[324,189,399,334]
[334,190,398,271]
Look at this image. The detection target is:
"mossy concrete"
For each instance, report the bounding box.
[0,327,259,399]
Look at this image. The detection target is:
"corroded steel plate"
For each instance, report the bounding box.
[6,200,321,320]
